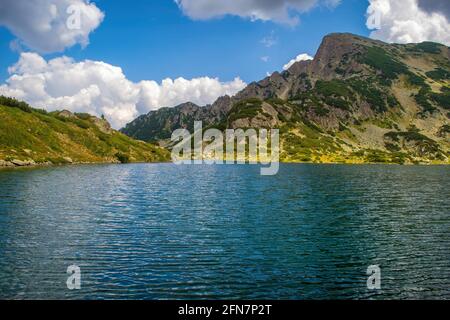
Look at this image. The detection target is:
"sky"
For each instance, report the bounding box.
[0,0,449,128]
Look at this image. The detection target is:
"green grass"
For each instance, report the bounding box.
[384,129,443,159]
[361,47,409,82]
[227,98,263,123]
[0,102,170,164]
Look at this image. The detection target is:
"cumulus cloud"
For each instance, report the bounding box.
[367,0,450,45]
[176,0,341,26]
[0,0,104,53]
[0,53,246,129]
[417,0,450,19]
[283,53,313,70]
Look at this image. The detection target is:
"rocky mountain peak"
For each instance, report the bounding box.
[121,33,449,164]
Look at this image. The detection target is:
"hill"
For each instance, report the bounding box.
[0,96,170,167]
[122,33,449,164]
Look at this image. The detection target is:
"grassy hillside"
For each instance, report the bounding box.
[123,33,449,165]
[0,97,170,167]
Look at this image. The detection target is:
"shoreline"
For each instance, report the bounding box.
[0,159,172,170]
[1,159,449,170]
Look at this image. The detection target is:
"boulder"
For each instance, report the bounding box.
[58,110,75,118]
[63,157,73,164]
[0,160,15,167]
[11,159,26,166]
[9,159,36,167]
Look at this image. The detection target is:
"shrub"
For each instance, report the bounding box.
[348,80,388,112]
[361,47,408,81]
[314,105,329,116]
[0,96,33,113]
[228,98,263,122]
[411,42,442,54]
[115,152,130,164]
[415,87,436,114]
[429,92,450,110]
[315,80,352,98]
[365,150,390,163]
[407,73,427,87]
[74,113,92,120]
[426,68,450,81]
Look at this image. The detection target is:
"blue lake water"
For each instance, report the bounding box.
[0,163,449,299]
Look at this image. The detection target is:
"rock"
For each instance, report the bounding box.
[92,117,113,134]
[58,110,75,118]
[11,159,26,166]
[10,159,36,166]
[25,159,36,166]
[63,157,73,164]
[0,160,15,167]
[23,149,32,155]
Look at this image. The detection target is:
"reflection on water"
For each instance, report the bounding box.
[0,164,449,299]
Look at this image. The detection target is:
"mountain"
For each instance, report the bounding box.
[122,33,450,164]
[0,96,170,167]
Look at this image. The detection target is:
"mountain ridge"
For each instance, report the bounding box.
[123,33,449,164]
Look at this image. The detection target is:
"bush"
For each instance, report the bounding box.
[74,113,92,120]
[348,80,388,112]
[228,98,263,122]
[411,42,442,54]
[429,92,450,110]
[314,105,330,116]
[407,73,427,87]
[365,150,390,163]
[426,68,450,81]
[0,96,33,113]
[115,152,130,164]
[415,87,436,114]
[74,120,90,129]
[361,47,408,81]
[438,125,450,136]
[315,80,352,98]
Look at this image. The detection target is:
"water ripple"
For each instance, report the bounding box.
[0,163,449,299]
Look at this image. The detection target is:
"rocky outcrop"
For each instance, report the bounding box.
[0,159,40,167]
[120,33,449,164]
[0,160,15,167]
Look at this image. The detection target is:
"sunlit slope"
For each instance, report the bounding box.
[0,97,170,166]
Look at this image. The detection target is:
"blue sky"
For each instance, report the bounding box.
[0,0,369,84]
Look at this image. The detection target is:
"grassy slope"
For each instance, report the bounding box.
[226,42,450,164]
[121,35,449,165]
[0,104,170,165]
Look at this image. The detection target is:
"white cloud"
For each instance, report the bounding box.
[176,0,341,26]
[261,56,270,62]
[137,77,246,116]
[283,53,313,70]
[367,0,450,45]
[0,0,104,53]
[261,31,277,47]
[0,53,246,129]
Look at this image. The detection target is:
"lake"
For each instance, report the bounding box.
[0,163,449,299]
